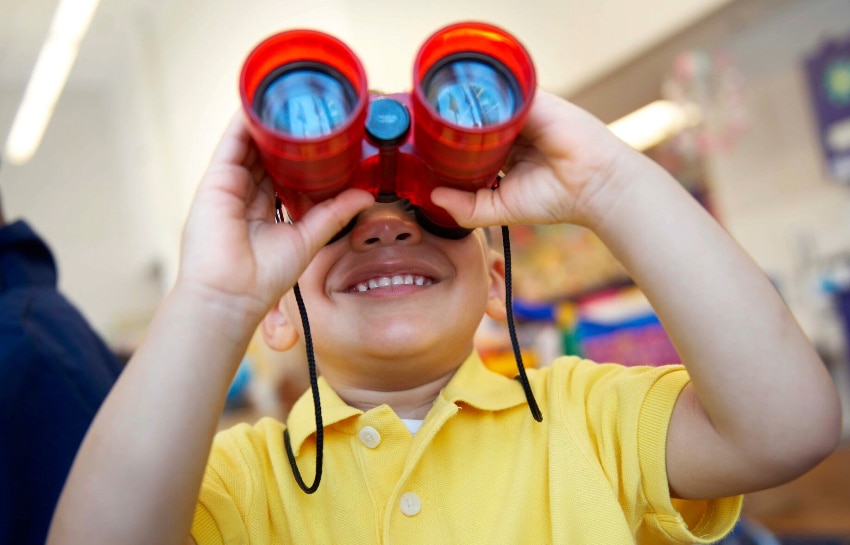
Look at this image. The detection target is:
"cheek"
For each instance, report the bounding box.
[296,249,337,294]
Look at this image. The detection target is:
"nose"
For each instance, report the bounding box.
[349,201,423,250]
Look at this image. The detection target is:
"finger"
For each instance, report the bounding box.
[249,160,266,186]
[197,113,259,206]
[292,189,375,252]
[252,190,374,289]
[209,112,252,168]
[431,186,504,228]
[242,140,269,185]
[258,188,374,249]
[244,176,277,222]
[245,142,258,168]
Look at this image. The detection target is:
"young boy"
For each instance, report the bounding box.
[48,89,841,544]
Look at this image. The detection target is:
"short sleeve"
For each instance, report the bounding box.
[191,423,266,545]
[192,467,244,545]
[634,367,742,543]
[557,359,742,543]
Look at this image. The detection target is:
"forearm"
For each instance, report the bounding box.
[591,154,841,484]
[48,284,260,545]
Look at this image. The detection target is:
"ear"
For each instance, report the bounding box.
[261,299,300,351]
[484,248,508,322]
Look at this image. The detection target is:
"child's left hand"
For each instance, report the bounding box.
[431,89,641,231]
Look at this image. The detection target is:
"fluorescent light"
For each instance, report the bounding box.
[3,0,101,165]
[607,100,702,151]
[53,0,101,41]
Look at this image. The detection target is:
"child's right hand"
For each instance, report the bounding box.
[176,112,374,325]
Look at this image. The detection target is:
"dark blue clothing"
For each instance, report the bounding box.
[0,221,122,545]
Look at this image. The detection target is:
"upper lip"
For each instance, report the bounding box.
[331,252,446,293]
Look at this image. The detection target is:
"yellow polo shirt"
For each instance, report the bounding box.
[192,352,741,544]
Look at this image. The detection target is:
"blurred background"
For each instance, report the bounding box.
[2,0,849,541]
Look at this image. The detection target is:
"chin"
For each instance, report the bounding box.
[361,323,474,362]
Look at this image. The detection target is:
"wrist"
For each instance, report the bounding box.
[166,281,267,352]
[577,147,674,234]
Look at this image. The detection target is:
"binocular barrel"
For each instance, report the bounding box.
[240,22,536,238]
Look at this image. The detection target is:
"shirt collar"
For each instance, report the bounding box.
[286,351,529,454]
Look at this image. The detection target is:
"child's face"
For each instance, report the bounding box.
[278,200,505,387]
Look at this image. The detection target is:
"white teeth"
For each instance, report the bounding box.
[352,274,432,292]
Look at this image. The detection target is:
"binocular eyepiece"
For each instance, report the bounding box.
[240,22,536,239]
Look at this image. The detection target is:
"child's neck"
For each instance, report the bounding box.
[329,368,457,420]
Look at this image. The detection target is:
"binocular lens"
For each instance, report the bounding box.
[256,66,358,138]
[423,57,518,128]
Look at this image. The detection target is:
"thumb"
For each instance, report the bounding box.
[431,186,508,228]
[254,188,374,284]
[290,188,375,253]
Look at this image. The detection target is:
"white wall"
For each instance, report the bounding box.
[703,0,850,354]
[0,85,162,350]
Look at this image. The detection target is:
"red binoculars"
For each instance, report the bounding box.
[239,22,536,239]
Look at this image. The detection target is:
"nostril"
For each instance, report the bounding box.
[365,237,380,245]
[396,233,411,241]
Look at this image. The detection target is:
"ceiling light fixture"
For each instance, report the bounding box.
[3,0,101,165]
[607,100,702,151]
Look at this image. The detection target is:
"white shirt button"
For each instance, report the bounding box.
[358,426,381,448]
[399,492,421,516]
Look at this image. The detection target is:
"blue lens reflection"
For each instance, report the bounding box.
[259,69,355,138]
[424,59,517,128]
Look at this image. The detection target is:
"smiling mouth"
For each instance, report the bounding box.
[349,274,435,293]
